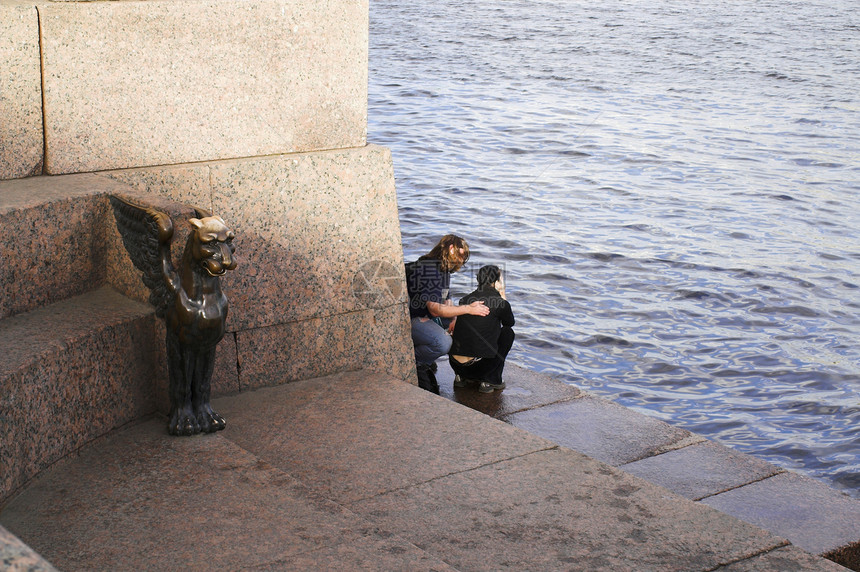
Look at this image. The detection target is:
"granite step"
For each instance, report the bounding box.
[0,174,117,320]
[0,172,198,323]
[0,371,848,571]
[0,286,164,505]
[435,359,860,569]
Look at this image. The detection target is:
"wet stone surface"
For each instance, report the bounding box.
[436,360,581,418]
[620,439,785,500]
[702,471,860,557]
[502,395,692,466]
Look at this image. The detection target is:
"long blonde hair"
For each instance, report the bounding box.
[420,234,470,273]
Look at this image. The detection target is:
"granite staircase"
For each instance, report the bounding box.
[0,173,182,508]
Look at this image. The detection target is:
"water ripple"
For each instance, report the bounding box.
[371,0,860,498]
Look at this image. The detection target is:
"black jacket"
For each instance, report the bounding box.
[450,286,514,358]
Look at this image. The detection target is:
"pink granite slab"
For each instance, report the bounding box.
[38,0,368,174]
[620,439,784,501]
[208,146,404,331]
[234,303,414,391]
[348,446,790,571]
[0,3,42,180]
[213,371,557,504]
[0,188,106,320]
[503,394,692,465]
[2,371,844,571]
[0,525,58,572]
[0,173,109,213]
[1,419,433,571]
[249,536,457,571]
[0,173,157,320]
[97,147,405,337]
[100,164,213,213]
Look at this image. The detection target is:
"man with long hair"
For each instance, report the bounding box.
[405,235,489,393]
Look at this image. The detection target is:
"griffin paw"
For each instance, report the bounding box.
[196,406,226,434]
[168,408,200,436]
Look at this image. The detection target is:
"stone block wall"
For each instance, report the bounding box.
[1,0,414,393]
[103,145,412,389]
[1,3,411,565]
[1,0,368,177]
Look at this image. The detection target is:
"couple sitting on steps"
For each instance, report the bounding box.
[405,235,515,395]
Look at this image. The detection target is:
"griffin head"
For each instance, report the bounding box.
[189,216,237,277]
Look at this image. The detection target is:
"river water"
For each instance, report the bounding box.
[367,0,860,498]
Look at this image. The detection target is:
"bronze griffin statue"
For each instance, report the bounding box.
[110,195,237,436]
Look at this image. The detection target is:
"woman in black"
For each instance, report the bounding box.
[448,265,515,393]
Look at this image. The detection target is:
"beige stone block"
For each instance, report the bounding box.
[209,145,405,331]
[0,3,43,180]
[39,0,368,174]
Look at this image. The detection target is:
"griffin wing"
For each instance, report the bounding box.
[193,204,213,219]
[109,194,179,318]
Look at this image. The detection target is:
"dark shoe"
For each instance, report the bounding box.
[454,374,481,388]
[416,363,440,394]
[478,380,505,393]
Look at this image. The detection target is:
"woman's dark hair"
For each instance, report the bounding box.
[420,234,470,272]
[477,265,501,288]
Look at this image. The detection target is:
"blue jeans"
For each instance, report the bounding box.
[411,317,452,365]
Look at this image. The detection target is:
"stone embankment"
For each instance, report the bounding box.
[2,366,857,570]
